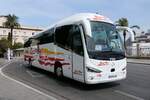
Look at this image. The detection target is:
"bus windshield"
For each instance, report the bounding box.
[86,21,125,60]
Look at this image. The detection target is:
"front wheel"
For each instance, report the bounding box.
[55,67,63,78]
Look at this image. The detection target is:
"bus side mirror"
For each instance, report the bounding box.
[115,35,118,39]
[111,34,118,39]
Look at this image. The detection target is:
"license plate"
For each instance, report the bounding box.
[108,75,117,78]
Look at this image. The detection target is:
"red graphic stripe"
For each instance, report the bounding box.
[38,56,69,66]
[24,55,33,58]
[39,60,55,66]
[48,57,64,61]
[39,56,49,60]
[62,63,70,65]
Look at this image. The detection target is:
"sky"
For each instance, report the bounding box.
[0,0,149,31]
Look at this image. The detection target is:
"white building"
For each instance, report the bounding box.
[0,15,43,44]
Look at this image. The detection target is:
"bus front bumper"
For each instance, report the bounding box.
[85,71,126,84]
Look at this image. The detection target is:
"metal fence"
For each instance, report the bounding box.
[126,46,150,57]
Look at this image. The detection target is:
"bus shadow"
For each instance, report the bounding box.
[57,78,120,91]
[26,65,120,91]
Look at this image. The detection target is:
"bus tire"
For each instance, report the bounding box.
[55,66,63,78]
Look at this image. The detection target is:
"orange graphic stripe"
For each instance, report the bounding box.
[40,48,64,55]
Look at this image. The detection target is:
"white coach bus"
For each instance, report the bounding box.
[24,13,127,84]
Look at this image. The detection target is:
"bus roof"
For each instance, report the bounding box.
[55,13,113,26]
[32,13,113,38]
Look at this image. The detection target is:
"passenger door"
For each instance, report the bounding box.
[72,25,84,82]
[55,25,85,82]
[55,25,73,78]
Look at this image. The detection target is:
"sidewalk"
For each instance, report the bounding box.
[0,58,9,67]
[127,58,150,65]
[0,58,55,100]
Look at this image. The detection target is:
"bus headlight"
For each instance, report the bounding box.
[122,67,126,71]
[86,67,102,73]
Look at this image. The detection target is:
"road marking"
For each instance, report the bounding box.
[0,61,57,100]
[26,70,44,78]
[114,90,145,100]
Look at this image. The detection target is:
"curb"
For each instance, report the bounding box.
[0,59,57,100]
[127,57,150,59]
[127,62,150,65]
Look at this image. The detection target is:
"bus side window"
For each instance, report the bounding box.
[72,25,84,56]
[31,38,39,46]
[24,38,32,48]
[55,25,73,50]
[55,25,84,55]
[38,28,54,44]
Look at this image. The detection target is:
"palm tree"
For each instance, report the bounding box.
[0,38,11,56]
[116,18,129,27]
[3,14,20,46]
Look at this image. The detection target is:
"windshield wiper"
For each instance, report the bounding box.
[101,50,125,56]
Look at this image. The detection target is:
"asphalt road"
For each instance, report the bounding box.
[2,60,150,100]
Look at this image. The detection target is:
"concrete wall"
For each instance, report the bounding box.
[0,16,43,44]
[0,27,42,44]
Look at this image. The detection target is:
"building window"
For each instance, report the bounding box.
[32,32,35,35]
[3,30,6,34]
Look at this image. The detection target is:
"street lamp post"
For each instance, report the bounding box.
[123,30,126,50]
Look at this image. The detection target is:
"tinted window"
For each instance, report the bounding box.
[55,25,84,55]
[55,25,73,50]
[72,26,84,56]
[31,38,39,46]
[38,28,54,44]
[24,38,32,47]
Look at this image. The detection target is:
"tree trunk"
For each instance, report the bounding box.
[7,32,11,41]
[10,27,13,46]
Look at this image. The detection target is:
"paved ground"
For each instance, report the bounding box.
[0,59,55,100]
[1,59,150,100]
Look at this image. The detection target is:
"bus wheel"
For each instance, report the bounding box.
[55,67,63,78]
